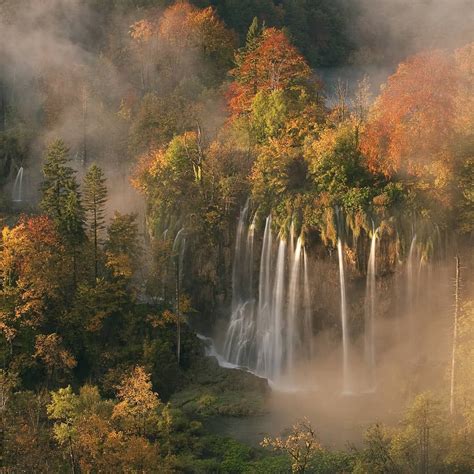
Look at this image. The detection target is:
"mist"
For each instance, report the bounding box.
[0,1,472,471]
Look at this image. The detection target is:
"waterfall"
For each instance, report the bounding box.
[224,203,256,367]
[224,211,314,384]
[287,237,302,371]
[172,228,186,280]
[337,238,350,393]
[256,216,273,375]
[12,166,24,202]
[365,229,378,390]
[303,248,313,362]
[271,239,286,378]
[406,234,417,343]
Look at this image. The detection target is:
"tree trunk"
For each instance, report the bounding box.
[68,436,76,474]
[176,257,181,366]
[93,206,98,281]
[449,256,460,415]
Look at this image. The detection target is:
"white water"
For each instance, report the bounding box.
[224,211,314,384]
[12,166,24,202]
[173,227,186,281]
[337,238,351,393]
[406,235,417,346]
[219,209,450,395]
[364,229,378,390]
[271,239,286,378]
[224,203,256,367]
[303,249,313,362]
[287,237,302,370]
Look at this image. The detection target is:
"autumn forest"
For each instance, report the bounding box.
[0,0,473,472]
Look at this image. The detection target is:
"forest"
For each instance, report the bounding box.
[0,0,473,472]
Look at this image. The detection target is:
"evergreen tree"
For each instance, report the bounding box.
[83,164,108,280]
[40,139,77,222]
[40,139,85,285]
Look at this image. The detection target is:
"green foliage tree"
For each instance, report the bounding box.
[390,392,448,473]
[353,423,398,473]
[83,164,108,280]
[40,139,85,285]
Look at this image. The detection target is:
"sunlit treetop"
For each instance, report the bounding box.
[129,1,235,77]
[228,27,311,117]
[361,50,459,180]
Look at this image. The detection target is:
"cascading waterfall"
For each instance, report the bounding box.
[256,217,273,374]
[12,166,24,202]
[173,228,186,279]
[365,229,378,390]
[224,203,256,367]
[219,206,448,394]
[406,234,417,344]
[271,239,286,378]
[287,237,303,371]
[223,211,313,383]
[337,238,351,393]
[303,249,313,362]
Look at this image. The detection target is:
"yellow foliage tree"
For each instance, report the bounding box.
[112,366,161,437]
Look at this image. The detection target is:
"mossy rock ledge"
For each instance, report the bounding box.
[172,354,269,417]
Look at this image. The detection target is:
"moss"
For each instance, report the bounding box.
[171,356,268,417]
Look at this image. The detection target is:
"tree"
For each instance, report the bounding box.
[0,216,67,342]
[361,51,458,204]
[129,1,235,89]
[40,140,77,224]
[390,392,448,473]
[40,139,85,285]
[354,423,398,473]
[228,27,311,117]
[83,164,108,280]
[105,212,141,281]
[62,190,86,286]
[47,384,160,472]
[47,385,80,473]
[251,136,309,215]
[34,333,76,387]
[261,417,322,473]
[132,132,202,224]
[112,366,160,437]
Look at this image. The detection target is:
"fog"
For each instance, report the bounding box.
[1,0,472,447]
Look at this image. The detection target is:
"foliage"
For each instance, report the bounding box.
[112,365,161,436]
[228,26,311,118]
[105,212,141,280]
[83,164,108,279]
[40,139,85,245]
[0,1,473,472]
[261,417,322,473]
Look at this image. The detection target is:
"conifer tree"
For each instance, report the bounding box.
[40,139,77,222]
[83,164,108,280]
[40,139,85,286]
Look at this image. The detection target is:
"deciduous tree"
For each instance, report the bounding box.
[112,366,160,437]
[261,417,322,473]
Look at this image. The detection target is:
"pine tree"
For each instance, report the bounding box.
[40,139,76,222]
[83,164,108,280]
[40,139,85,286]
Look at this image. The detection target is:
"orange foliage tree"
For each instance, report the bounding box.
[361,51,459,188]
[0,216,67,337]
[228,27,311,117]
[130,1,234,88]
